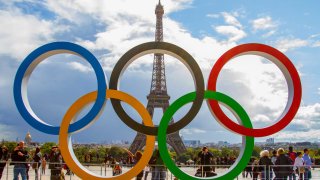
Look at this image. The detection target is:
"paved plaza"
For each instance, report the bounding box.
[2,165,320,180]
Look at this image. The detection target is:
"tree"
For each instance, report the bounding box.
[40,142,57,155]
[109,147,126,159]
[176,153,190,164]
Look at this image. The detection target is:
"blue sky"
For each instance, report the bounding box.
[0,0,320,144]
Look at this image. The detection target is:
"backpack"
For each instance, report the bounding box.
[288,152,296,164]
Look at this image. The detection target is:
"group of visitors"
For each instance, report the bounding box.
[244,146,313,180]
[0,141,63,180]
[109,149,166,180]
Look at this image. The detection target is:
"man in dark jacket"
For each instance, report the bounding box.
[11,141,29,180]
[274,148,292,180]
[0,146,9,179]
[49,146,62,180]
[198,146,213,177]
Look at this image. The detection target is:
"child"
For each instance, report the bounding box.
[113,162,122,176]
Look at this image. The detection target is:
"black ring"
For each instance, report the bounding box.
[109,42,205,135]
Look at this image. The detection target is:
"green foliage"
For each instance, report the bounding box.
[252,146,262,158]
[1,141,18,152]
[176,153,190,163]
[108,146,126,159]
[40,142,57,155]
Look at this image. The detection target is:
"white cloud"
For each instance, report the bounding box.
[180,128,206,135]
[0,124,17,140]
[206,14,220,18]
[310,33,320,38]
[221,12,242,28]
[272,103,320,141]
[312,41,320,47]
[46,0,193,24]
[262,30,276,38]
[275,38,308,52]
[215,25,247,42]
[251,16,277,31]
[68,62,92,73]
[0,6,66,60]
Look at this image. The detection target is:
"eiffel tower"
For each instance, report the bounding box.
[129,0,187,155]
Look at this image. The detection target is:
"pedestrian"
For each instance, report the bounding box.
[150,149,166,180]
[274,148,292,180]
[245,158,253,178]
[0,146,9,179]
[252,159,260,180]
[49,146,62,180]
[198,146,213,177]
[144,165,150,180]
[259,150,273,180]
[125,149,144,180]
[112,162,122,176]
[270,149,277,178]
[293,152,304,180]
[287,146,297,180]
[302,148,312,180]
[41,157,47,175]
[11,141,29,180]
[33,147,42,180]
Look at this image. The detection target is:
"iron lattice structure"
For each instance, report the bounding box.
[129,0,187,155]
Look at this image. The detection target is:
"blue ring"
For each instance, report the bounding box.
[13,42,107,135]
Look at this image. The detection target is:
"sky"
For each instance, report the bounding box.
[0,0,320,144]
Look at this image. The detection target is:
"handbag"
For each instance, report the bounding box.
[32,162,38,169]
[298,167,305,174]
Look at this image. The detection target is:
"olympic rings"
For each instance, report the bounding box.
[207,43,302,137]
[14,42,107,135]
[109,42,205,135]
[14,40,302,179]
[158,90,254,179]
[59,90,155,179]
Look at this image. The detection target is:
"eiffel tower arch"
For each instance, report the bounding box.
[129,0,186,155]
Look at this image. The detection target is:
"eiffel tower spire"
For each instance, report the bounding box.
[129,1,186,155]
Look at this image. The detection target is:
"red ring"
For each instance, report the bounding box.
[207,43,302,137]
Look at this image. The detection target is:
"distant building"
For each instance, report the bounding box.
[296,142,312,146]
[218,141,230,147]
[183,140,201,147]
[266,138,275,145]
[25,131,32,145]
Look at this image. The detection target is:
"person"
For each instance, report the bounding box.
[49,146,62,180]
[293,152,304,180]
[0,146,9,179]
[252,159,260,180]
[245,158,253,178]
[150,149,166,180]
[126,149,144,180]
[144,165,150,180]
[271,149,277,178]
[198,146,213,177]
[33,147,42,180]
[41,156,47,175]
[274,148,292,180]
[302,148,312,180]
[259,150,273,180]
[112,162,122,176]
[287,146,297,180]
[11,141,29,180]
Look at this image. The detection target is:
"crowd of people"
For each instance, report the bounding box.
[0,142,317,180]
[0,141,63,180]
[242,146,313,180]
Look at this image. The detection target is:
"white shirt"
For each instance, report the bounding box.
[293,157,304,170]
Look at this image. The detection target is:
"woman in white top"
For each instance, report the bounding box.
[293,152,304,180]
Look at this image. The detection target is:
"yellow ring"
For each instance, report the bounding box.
[59,90,155,179]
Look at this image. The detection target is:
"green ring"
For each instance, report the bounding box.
[158,90,254,180]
